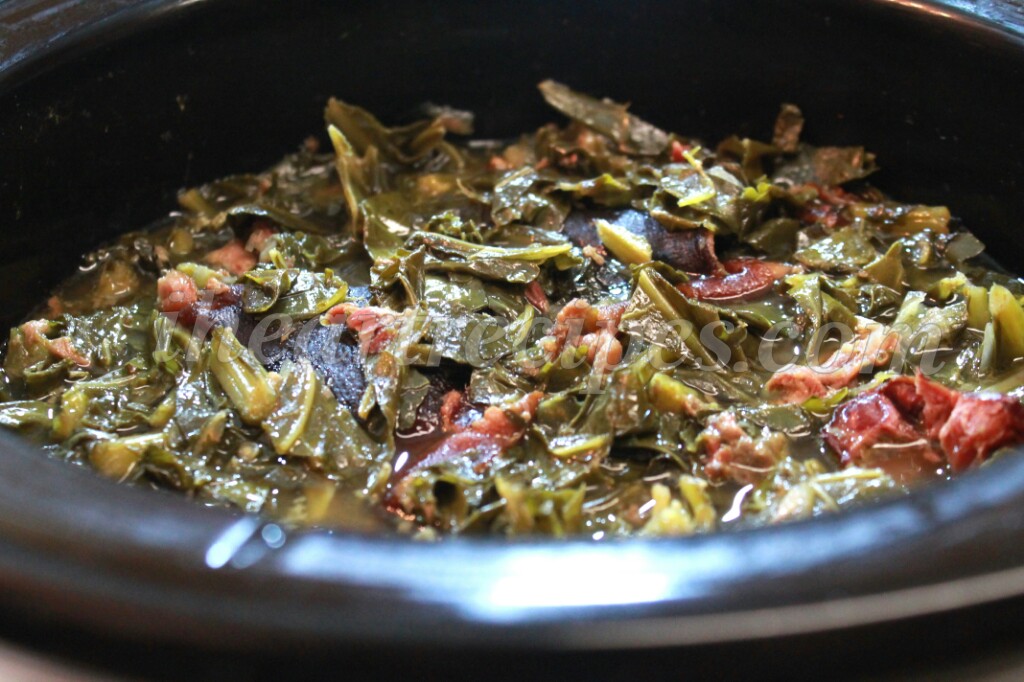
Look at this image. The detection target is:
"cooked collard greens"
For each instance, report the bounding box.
[3,82,1023,538]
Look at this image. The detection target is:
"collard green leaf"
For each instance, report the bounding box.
[244,269,347,319]
[659,168,717,208]
[274,270,348,320]
[743,218,801,259]
[406,230,577,284]
[862,242,906,292]
[595,217,652,265]
[357,309,429,436]
[988,284,1024,369]
[538,80,669,155]
[891,291,967,361]
[621,267,747,369]
[716,136,780,180]
[774,145,878,186]
[491,167,570,229]
[795,227,877,272]
[266,230,355,270]
[0,400,54,431]
[263,360,380,464]
[748,459,899,525]
[325,97,464,167]
[649,163,757,235]
[220,202,335,236]
[90,431,167,480]
[784,273,858,334]
[208,327,277,425]
[242,269,291,313]
[554,174,634,206]
[426,305,534,367]
[494,477,586,537]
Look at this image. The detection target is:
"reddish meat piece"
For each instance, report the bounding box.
[824,372,1024,478]
[880,374,958,441]
[325,303,398,355]
[670,140,691,163]
[557,298,598,332]
[939,394,1024,471]
[541,298,626,365]
[799,202,846,229]
[501,390,543,423]
[410,429,509,474]
[524,280,549,314]
[205,239,257,275]
[391,391,544,493]
[702,412,788,486]
[812,183,858,207]
[17,320,91,368]
[579,331,623,370]
[47,338,91,367]
[596,301,628,331]
[204,276,232,297]
[439,390,465,432]
[764,366,828,404]
[469,391,542,443]
[157,270,199,315]
[824,391,939,482]
[582,244,607,266]
[542,298,597,359]
[158,270,242,331]
[472,407,522,441]
[679,258,793,301]
[796,183,858,228]
[20,320,50,348]
[917,376,959,436]
[245,223,276,253]
[46,296,64,318]
[877,376,921,414]
[767,320,899,404]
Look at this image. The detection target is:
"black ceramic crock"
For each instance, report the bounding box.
[1,1,1024,678]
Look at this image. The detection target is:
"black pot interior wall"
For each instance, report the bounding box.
[0,0,1022,329]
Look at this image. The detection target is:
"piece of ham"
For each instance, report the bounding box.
[204,239,258,275]
[678,258,793,302]
[244,223,277,254]
[47,337,91,367]
[823,390,941,483]
[701,411,789,485]
[939,394,1024,471]
[323,303,399,355]
[387,391,544,515]
[766,319,899,404]
[578,330,624,370]
[796,183,859,229]
[880,374,958,441]
[157,270,242,332]
[543,298,598,358]
[824,372,1024,479]
[19,320,91,368]
[412,392,542,475]
[670,140,692,163]
[541,298,625,371]
[157,270,199,315]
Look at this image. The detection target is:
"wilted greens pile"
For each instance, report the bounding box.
[3,81,1024,538]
